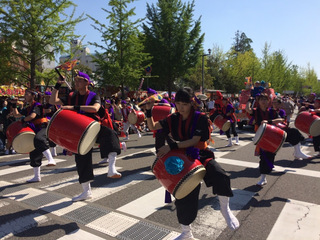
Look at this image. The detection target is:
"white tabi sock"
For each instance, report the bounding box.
[174,224,195,240]
[43,149,56,165]
[107,152,121,178]
[72,181,92,202]
[218,196,240,230]
[27,167,41,182]
[51,147,57,157]
[226,138,233,147]
[257,174,267,186]
[293,143,311,159]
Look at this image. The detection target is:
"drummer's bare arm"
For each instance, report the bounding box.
[263,118,284,125]
[24,113,36,122]
[61,103,101,113]
[50,78,65,106]
[157,136,201,158]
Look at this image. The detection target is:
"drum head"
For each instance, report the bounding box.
[78,121,101,155]
[310,118,320,137]
[128,112,138,125]
[222,121,231,132]
[253,123,266,145]
[12,132,35,154]
[174,166,206,199]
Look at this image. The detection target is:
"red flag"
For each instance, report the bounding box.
[57,60,79,71]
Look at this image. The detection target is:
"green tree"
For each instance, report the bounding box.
[300,63,320,95]
[143,0,204,95]
[232,30,253,56]
[183,55,213,91]
[224,50,260,93]
[88,0,151,97]
[0,0,85,89]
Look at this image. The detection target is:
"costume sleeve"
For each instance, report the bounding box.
[32,105,42,117]
[91,94,101,105]
[193,114,210,141]
[159,117,169,132]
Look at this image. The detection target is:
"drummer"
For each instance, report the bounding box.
[246,93,310,186]
[50,71,122,202]
[120,100,141,140]
[11,89,55,182]
[221,97,239,146]
[43,90,58,158]
[146,87,239,239]
[209,91,224,132]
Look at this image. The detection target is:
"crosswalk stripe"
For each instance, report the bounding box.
[0,158,66,176]
[57,229,105,240]
[267,199,320,240]
[0,158,30,167]
[88,171,154,202]
[116,187,166,218]
[218,157,320,179]
[0,213,49,239]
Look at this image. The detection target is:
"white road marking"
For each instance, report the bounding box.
[0,213,49,239]
[57,229,105,240]
[116,187,167,218]
[267,199,320,240]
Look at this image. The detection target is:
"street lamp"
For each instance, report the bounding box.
[202,49,211,94]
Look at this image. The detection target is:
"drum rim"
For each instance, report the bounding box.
[222,121,231,132]
[6,121,34,140]
[77,120,100,155]
[213,115,223,122]
[309,118,320,136]
[173,164,206,199]
[128,111,138,125]
[151,157,159,171]
[253,123,267,145]
[46,108,62,139]
[11,131,36,153]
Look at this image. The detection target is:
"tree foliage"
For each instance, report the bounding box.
[143,0,204,95]
[232,30,253,55]
[88,0,151,95]
[0,0,85,89]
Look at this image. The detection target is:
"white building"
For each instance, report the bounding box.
[59,39,99,72]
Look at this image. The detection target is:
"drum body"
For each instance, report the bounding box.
[152,104,176,122]
[6,121,35,153]
[47,109,101,155]
[128,111,145,125]
[213,115,231,132]
[295,111,320,136]
[152,149,206,199]
[253,123,287,153]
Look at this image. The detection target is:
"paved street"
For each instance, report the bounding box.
[1,114,320,240]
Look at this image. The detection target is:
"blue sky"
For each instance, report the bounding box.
[69,0,320,76]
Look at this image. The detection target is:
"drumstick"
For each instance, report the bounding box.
[55,68,72,90]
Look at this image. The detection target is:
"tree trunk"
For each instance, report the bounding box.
[30,55,36,89]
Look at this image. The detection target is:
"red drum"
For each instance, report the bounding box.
[152,149,206,199]
[6,121,35,153]
[47,109,101,155]
[128,110,145,125]
[295,111,320,136]
[213,115,230,132]
[152,103,175,122]
[253,123,287,153]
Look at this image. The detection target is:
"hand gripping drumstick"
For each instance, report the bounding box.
[55,68,72,90]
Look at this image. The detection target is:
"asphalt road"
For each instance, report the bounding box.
[0,111,320,240]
